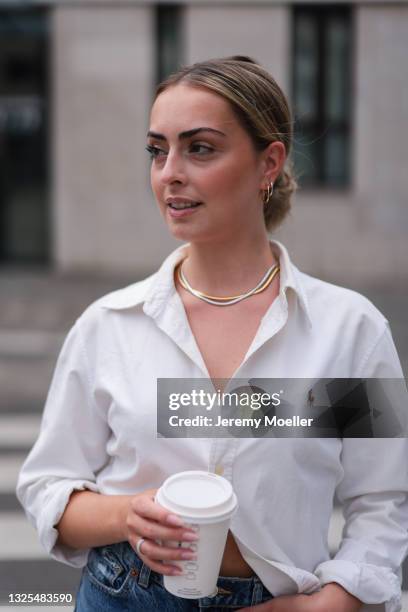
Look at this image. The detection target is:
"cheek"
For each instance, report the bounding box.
[207,160,257,202]
[150,166,162,197]
[201,160,245,196]
[150,164,156,183]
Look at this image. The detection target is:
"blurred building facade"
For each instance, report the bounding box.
[0,1,407,284]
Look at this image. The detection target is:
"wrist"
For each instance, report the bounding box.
[115,495,133,542]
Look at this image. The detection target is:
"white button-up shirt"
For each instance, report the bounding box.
[16,240,408,611]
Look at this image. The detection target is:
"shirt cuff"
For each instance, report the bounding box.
[314,560,401,612]
[37,479,100,567]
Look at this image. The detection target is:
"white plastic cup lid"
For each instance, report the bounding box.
[156,470,238,522]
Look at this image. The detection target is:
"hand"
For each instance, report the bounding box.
[124,487,199,576]
[238,582,363,612]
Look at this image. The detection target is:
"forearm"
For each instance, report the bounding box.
[314,583,363,611]
[56,490,132,549]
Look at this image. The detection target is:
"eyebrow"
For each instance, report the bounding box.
[146,127,227,140]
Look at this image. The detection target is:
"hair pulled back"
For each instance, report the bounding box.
[154,56,297,231]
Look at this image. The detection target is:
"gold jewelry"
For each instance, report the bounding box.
[178,264,279,301]
[262,181,274,205]
[177,261,280,306]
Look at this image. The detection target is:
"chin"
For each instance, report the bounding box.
[166,222,215,244]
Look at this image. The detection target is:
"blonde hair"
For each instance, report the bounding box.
[154,55,297,231]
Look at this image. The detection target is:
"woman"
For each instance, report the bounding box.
[17,57,407,612]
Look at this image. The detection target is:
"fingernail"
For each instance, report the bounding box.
[171,568,184,575]
[182,532,200,541]
[181,552,197,560]
[167,514,185,526]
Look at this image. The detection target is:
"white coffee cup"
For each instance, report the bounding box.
[155,470,238,599]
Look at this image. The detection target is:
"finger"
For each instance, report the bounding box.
[132,494,191,529]
[136,547,184,576]
[144,558,184,576]
[128,514,199,544]
[138,538,198,562]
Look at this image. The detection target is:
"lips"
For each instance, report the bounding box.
[165,197,203,218]
[165,197,203,217]
[168,202,201,210]
[166,196,202,210]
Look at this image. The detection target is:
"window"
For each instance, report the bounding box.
[0,8,49,263]
[292,5,353,188]
[156,5,183,85]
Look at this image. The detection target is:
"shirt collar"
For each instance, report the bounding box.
[100,240,313,328]
[272,239,313,328]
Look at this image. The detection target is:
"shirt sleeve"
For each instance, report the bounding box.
[314,322,408,612]
[16,319,111,567]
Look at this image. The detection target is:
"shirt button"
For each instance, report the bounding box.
[215,464,224,476]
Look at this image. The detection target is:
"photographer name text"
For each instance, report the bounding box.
[168,415,314,428]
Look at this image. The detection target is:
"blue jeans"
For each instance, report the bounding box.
[74,541,274,611]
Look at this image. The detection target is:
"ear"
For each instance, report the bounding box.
[261,141,286,187]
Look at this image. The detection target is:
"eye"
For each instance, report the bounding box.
[190,143,214,155]
[145,144,167,160]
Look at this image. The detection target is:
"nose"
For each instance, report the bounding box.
[159,150,187,186]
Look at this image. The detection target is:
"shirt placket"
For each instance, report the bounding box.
[207,437,239,482]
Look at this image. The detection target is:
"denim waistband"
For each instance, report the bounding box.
[82,541,274,610]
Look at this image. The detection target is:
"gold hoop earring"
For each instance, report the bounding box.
[262,182,274,206]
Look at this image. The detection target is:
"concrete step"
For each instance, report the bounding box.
[0,356,54,415]
[0,267,133,332]
[0,415,41,449]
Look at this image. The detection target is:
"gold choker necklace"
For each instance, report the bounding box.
[176,261,279,306]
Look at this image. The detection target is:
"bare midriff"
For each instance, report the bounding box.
[219,530,255,577]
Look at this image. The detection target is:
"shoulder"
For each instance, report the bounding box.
[72,272,158,335]
[291,268,405,377]
[295,267,388,335]
[87,273,156,313]
[73,245,186,327]
[57,273,160,367]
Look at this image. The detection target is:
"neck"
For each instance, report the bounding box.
[181,232,278,296]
